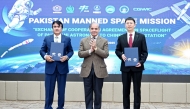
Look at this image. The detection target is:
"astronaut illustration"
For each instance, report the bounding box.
[177,2,190,20]
[4,0,42,33]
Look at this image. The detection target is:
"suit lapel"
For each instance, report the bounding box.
[50,35,54,42]
[132,32,138,46]
[96,36,101,47]
[87,36,91,44]
[61,34,65,43]
[123,33,128,47]
[85,36,91,49]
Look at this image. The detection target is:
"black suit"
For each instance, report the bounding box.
[115,32,148,109]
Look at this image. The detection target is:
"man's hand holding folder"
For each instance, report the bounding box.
[123,47,141,67]
[122,54,141,67]
[50,42,65,62]
[60,56,68,62]
[45,55,68,62]
[45,55,54,62]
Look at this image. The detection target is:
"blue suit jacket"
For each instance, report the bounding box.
[40,35,74,74]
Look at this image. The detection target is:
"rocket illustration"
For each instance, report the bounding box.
[1,39,34,58]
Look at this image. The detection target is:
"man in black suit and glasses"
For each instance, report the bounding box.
[115,17,148,109]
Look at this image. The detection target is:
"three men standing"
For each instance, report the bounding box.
[40,17,148,109]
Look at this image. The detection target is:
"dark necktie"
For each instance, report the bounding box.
[129,34,133,47]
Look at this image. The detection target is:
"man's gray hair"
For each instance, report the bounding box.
[89,22,100,28]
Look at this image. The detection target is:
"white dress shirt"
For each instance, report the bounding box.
[127,31,135,43]
[54,34,61,43]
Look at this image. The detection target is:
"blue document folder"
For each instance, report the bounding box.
[124,47,139,66]
[50,42,64,61]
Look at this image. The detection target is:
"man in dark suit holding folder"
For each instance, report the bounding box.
[40,20,74,109]
[115,17,148,109]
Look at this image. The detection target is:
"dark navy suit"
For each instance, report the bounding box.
[40,35,73,109]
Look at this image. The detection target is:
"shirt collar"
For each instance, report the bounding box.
[54,34,61,38]
[127,31,135,36]
[91,35,98,39]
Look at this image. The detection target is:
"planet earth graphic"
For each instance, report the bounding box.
[0,51,189,75]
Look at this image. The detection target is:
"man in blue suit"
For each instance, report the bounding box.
[40,20,74,109]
